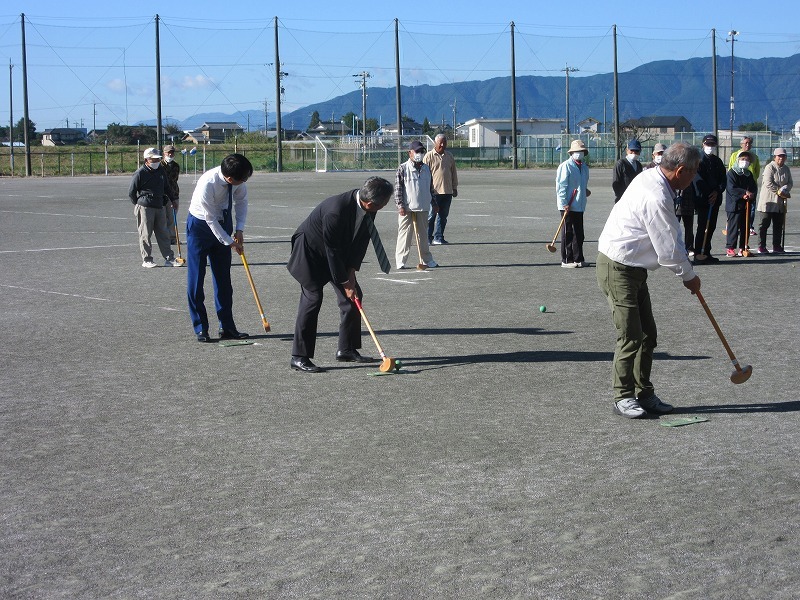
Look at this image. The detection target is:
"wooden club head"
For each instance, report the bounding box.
[545,244,557,253]
[416,263,427,271]
[379,357,396,372]
[730,364,752,384]
[174,257,186,265]
[742,249,751,257]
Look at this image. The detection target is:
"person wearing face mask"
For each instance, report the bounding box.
[755,147,793,254]
[724,150,758,257]
[612,139,643,203]
[728,136,761,238]
[555,139,592,267]
[693,134,727,264]
[162,144,181,244]
[645,143,668,169]
[394,140,438,269]
[128,147,177,268]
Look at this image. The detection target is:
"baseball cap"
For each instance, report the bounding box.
[653,143,668,153]
[162,144,176,153]
[702,135,718,146]
[774,147,787,156]
[627,139,642,152]
[143,147,162,159]
[409,140,425,153]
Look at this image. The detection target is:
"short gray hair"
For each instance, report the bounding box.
[661,142,701,172]
[434,133,447,143]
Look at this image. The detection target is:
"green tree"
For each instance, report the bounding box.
[106,123,134,144]
[422,117,432,135]
[341,112,358,134]
[12,118,36,143]
[308,110,320,129]
[365,118,378,134]
[739,121,769,132]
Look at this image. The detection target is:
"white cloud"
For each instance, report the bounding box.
[106,78,127,93]
[165,74,218,91]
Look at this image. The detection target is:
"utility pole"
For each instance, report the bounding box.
[8,59,13,175]
[562,64,579,136]
[263,98,269,134]
[711,29,718,140]
[354,71,370,161]
[394,18,402,164]
[510,21,517,169]
[727,30,739,144]
[612,24,620,160]
[155,14,163,150]
[20,12,32,176]
[93,102,97,134]
[274,17,288,172]
[451,99,457,136]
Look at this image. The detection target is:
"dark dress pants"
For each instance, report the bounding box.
[694,199,721,256]
[186,214,235,335]
[292,281,363,358]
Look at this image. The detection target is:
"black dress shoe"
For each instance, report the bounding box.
[335,349,379,363]
[290,356,324,373]
[219,328,249,340]
[196,331,210,343]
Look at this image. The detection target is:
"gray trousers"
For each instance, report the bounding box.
[134,204,174,262]
[596,253,657,402]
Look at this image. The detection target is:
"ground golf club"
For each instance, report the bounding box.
[239,250,271,333]
[353,296,397,373]
[695,290,752,384]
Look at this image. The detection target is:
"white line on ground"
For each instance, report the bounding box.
[464,214,491,217]
[510,216,544,220]
[0,243,134,254]
[0,284,181,311]
[374,277,434,284]
[0,210,128,220]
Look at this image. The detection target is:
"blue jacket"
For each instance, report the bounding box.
[555,157,590,212]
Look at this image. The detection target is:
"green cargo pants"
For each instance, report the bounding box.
[596,252,657,402]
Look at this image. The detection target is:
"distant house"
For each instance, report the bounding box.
[182,121,245,144]
[377,119,424,137]
[307,120,349,136]
[577,117,601,135]
[41,128,87,146]
[621,116,694,135]
[463,118,563,148]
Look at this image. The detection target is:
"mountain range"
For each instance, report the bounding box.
[174,54,800,134]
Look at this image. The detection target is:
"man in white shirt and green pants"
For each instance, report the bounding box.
[597,142,702,419]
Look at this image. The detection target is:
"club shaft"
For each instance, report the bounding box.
[696,291,743,372]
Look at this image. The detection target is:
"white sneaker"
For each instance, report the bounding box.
[142,260,158,268]
[426,260,438,268]
[561,262,578,268]
[396,263,406,270]
[614,398,646,419]
[638,394,674,414]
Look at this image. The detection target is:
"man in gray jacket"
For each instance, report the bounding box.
[128,147,178,268]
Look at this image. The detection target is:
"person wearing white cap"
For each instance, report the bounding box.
[128,147,177,268]
[645,143,668,169]
[755,148,793,253]
[555,140,592,267]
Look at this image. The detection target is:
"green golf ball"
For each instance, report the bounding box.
[539,305,546,313]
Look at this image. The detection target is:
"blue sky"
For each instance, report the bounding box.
[1,0,799,130]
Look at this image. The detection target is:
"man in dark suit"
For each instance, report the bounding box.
[287,176,394,372]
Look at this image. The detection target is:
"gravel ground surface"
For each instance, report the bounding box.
[1,167,798,599]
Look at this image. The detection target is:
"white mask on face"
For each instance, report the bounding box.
[703,145,715,155]
[654,155,663,165]
[413,152,424,163]
[738,160,750,170]
[148,160,160,169]
[164,156,174,163]
[626,153,640,163]
[571,152,583,162]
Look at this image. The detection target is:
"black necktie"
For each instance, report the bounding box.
[223,183,233,234]
[366,215,391,274]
